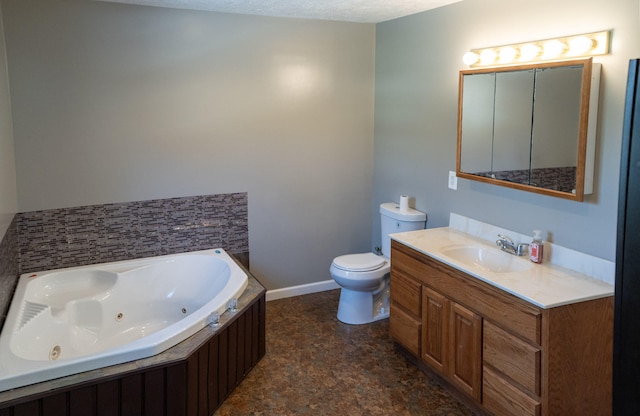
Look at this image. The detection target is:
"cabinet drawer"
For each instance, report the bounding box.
[390,271,421,316]
[390,304,421,356]
[484,320,541,395]
[483,366,541,416]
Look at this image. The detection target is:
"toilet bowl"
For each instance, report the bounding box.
[330,253,391,325]
[330,202,426,325]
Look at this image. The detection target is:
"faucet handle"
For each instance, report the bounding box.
[497,234,514,244]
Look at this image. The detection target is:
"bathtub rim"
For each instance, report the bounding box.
[0,248,251,395]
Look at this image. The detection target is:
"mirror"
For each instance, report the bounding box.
[456,57,600,201]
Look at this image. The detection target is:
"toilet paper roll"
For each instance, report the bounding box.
[399,195,409,212]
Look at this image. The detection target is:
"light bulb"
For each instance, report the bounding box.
[592,32,609,55]
[568,36,594,56]
[519,43,540,61]
[479,49,497,65]
[498,46,518,63]
[542,40,566,59]
[462,51,479,66]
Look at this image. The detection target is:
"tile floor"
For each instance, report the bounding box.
[214,289,476,415]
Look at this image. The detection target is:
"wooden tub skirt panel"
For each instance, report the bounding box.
[0,293,266,416]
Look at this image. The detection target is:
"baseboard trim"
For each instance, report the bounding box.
[266,279,340,302]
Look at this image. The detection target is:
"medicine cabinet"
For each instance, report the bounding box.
[456,57,601,201]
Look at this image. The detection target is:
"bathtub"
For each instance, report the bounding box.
[0,248,248,393]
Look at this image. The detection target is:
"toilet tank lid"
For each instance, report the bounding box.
[380,202,426,221]
[332,253,387,272]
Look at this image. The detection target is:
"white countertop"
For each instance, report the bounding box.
[390,227,614,309]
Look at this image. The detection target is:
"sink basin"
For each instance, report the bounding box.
[441,246,532,273]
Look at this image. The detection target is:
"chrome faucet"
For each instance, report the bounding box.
[496,234,529,256]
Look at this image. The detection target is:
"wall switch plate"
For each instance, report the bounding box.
[448,171,458,190]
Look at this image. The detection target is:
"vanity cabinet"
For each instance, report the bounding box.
[389,240,613,416]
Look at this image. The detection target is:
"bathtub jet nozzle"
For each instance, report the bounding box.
[49,345,61,360]
[207,312,220,327]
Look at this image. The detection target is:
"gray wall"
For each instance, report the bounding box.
[0,2,16,240]
[2,0,376,289]
[373,0,640,261]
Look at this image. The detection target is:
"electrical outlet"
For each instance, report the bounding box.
[448,171,458,190]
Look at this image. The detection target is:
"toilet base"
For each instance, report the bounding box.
[336,283,390,325]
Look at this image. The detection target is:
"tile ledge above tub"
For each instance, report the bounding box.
[390,226,614,310]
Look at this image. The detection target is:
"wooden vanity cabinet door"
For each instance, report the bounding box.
[422,287,482,401]
[449,302,482,401]
[421,287,449,373]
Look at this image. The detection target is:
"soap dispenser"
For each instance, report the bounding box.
[530,230,544,264]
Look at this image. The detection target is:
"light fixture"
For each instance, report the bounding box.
[462,30,609,67]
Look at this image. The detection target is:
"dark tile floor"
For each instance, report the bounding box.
[214,289,476,415]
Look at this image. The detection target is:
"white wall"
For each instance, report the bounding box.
[373,0,640,261]
[0,1,16,239]
[2,0,376,290]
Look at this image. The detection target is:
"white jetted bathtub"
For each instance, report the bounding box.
[0,248,248,392]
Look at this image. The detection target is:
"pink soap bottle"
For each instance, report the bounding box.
[530,230,544,264]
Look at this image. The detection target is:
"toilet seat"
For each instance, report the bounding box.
[331,253,386,272]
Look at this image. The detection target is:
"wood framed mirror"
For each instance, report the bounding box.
[456,57,601,201]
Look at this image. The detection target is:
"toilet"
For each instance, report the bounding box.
[330,202,427,325]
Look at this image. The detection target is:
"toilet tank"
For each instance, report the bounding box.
[380,202,427,257]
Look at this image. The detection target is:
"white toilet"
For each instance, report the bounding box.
[330,202,427,325]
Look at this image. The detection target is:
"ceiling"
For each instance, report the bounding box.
[96,0,463,23]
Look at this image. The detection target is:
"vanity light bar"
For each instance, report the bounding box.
[463,30,610,67]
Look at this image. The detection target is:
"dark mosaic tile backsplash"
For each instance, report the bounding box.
[17,193,249,275]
